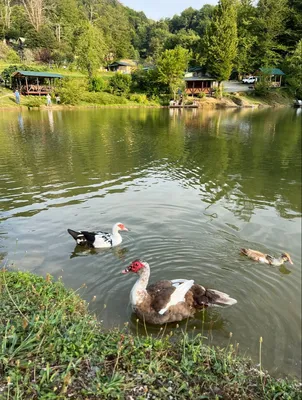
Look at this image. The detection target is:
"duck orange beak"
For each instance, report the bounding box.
[288,257,293,265]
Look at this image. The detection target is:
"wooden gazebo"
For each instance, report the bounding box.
[257,68,285,87]
[184,67,218,96]
[11,70,63,95]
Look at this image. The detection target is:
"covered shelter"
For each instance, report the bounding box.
[258,67,285,87]
[11,70,63,95]
[184,67,218,95]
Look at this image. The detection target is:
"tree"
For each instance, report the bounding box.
[156,46,190,99]
[94,1,134,59]
[254,0,289,66]
[285,39,302,97]
[146,21,171,60]
[21,0,45,32]
[169,7,198,33]
[284,0,302,49]
[3,0,12,30]
[166,29,200,52]
[76,23,106,78]
[203,0,238,85]
[194,5,215,37]
[235,0,257,76]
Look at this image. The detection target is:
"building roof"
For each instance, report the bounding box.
[184,76,216,81]
[109,61,132,67]
[259,67,285,76]
[12,70,63,78]
[188,66,205,73]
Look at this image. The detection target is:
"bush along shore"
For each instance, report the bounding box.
[0,270,300,399]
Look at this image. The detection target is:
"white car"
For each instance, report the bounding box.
[242,76,257,84]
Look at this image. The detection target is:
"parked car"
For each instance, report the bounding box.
[242,76,257,84]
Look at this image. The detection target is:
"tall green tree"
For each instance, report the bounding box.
[282,0,302,50]
[235,0,257,76]
[203,0,238,84]
[75,23,106,78]
[255,0,289,66]
[156,45,190,99]
[146,20,171,60]
[285,39,302,97]
[169,7,198,33]
[193,5,215,37]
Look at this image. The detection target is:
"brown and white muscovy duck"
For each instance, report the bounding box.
[122,259,237,325]
[241,248,293,266]
[68,222,128,248]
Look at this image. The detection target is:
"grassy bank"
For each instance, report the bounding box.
[0,89,294,110]
[0,87,161,110]
[0,270,300,399]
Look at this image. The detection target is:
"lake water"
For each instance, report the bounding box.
[0,107,301,378]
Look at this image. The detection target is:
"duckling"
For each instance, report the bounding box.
[241,248,293,266]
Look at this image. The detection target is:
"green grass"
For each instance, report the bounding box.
[243,89,293,106]
[0,270,300,399]
[0,87,17,107]
[0,61,115,80]
[0,88,48,109]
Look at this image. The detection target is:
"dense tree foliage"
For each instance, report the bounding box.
[0,0,301,93]
[203,0,238,83]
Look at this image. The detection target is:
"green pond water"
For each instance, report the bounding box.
[0,107,301,378]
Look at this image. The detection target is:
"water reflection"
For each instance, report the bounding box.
[279,265,292,275]
[70,245,129,261]
[17,112,24,132]
[0,107,301,221]
[129,308,227,337]
[47,109,54,133]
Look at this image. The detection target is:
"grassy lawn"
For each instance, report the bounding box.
[0,61,115,80]
[0,269,300,399]
[0,87,18,107]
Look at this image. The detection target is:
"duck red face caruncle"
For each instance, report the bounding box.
[122,259,145,274]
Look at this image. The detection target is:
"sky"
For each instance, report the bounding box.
[120,0,218,20]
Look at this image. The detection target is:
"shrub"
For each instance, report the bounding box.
[129,93,149,104]
[80,91,128,105]
[131,68,169,96]
[5,49,20,63]
[254,76,271,96]
[108,73,132,96]
[88,76,107,92]
[197,91,206,99]
[22,49,35,63]
[0,43,20,63]
[1,65,21,87]
[24,96,44,109]
[57,78,86,105]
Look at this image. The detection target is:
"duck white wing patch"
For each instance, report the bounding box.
[92,231,113,248]
[170,279,190,288]
[158,279,194,315]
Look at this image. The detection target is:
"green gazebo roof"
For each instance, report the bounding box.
[12,70,63,78]
[259,68,285,76]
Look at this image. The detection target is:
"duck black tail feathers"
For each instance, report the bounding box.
[67,229,81,241]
